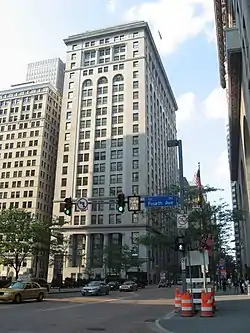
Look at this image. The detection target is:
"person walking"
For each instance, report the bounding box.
[233,280,239,294]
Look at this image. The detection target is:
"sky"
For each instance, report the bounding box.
[0,0,231,206]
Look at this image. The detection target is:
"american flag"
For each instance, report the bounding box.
[194,163,202,188]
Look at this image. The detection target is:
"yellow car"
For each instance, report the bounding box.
[0,280,47,303]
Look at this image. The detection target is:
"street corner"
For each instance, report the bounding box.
[154,310,177,333]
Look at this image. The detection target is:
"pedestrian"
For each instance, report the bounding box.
[233,280,239,294]
[240,278,245,294]
[222,279,227,292]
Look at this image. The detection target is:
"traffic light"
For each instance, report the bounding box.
[174,236,185,252]
[117,193,125,214]
[197,193,202,207]
[64,197,73,216]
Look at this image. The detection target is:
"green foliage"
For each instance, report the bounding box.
[49,218,69,264]
[0,208,48,279]
[137,185,238,257]
[103,244,146,275]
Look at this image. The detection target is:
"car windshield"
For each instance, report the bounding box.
[88,281,101,286]
[124,281,133,285]
[9,282,25,289]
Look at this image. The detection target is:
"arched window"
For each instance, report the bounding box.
[83,79,92,87]
[97,77,108,85]
[113,74,124,83]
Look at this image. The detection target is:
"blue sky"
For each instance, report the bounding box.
[0,0,231,205]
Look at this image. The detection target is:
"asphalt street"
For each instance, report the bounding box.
[158,294,250,333]
[0,286,175,333]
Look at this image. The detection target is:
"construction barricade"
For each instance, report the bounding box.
[210,288,216,312]
[200,291,214,317]
[174,288,182,312]
[181,291,194,317]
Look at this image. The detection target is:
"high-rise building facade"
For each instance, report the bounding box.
[51,21,178,283]
[226,124,242,269]
[0,82,62,278]
[214,0,250,270]
[26,58,65,94]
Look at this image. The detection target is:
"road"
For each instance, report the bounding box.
[0,286,174,333]
[158,293,250,333]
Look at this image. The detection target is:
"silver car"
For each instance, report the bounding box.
[81,281,110,296]
[119,281,138,292]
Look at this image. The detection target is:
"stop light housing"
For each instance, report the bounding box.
[198,193,202,207]
[174,236,185,252]
[117,193,125,214]
[64,197,73,216]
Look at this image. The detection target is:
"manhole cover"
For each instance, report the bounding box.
[87,328,106,332]
[144,319,156,323]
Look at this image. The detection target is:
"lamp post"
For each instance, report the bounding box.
[167,139,187,293]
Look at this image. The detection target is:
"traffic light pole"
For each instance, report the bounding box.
[178,140,187,293]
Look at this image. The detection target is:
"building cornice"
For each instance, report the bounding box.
[64,21,178,111]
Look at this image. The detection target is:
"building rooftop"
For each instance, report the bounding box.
[64,21,178,111]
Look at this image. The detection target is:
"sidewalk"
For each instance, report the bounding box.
[49,288,82,294]
[158,295,250,333]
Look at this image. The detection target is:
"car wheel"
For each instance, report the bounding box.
[37,293,44,302]
[106,290,109,295]
[81,293,85,296]
[14,294,22,304]
[97,290,101,296]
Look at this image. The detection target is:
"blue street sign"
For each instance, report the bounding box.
[144,195,179,208]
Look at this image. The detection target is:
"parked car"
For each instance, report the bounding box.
[177,279,182,285]
[31,278,50,292]
[108,281,119,291]
[81,281,110,296]
[119,281,138,292]
[158,280,171,288]
[0,281,47,303]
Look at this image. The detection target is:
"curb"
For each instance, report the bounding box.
[154,310,176,333]
[49,289,81,294]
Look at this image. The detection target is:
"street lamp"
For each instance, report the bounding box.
[167,140,184,212]
[167,139,187,293]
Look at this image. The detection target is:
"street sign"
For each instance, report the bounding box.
[144,195,179,208]
[181,257,186,270]
[127,196,141,211]
[77,197,88,211]
[177,214,188,229]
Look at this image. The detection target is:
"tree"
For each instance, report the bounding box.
[103,244,146,277]
[137,185,237,262]
[0,208,48,279]
[48,219,70,267]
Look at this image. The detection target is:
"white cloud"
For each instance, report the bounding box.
[106,0,116,13]
[215,150,230,179]
[124,0,214,55]
[203,87,228,120]
[208,150,231,204]
[176,92,197,122]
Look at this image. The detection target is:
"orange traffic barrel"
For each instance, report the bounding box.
[200,291,214,317]
[174,288,182,312]
[181,291,194,317]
